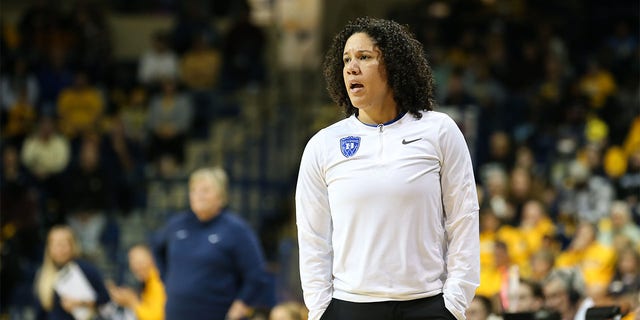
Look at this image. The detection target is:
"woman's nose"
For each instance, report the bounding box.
[345,60,360,74]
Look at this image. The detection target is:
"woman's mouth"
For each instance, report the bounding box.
[349,82,364,93]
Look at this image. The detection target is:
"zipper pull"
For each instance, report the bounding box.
[378,123,383,133]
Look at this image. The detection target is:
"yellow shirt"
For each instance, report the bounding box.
[479,231,496,271]
[477,265,503,298]
[521,217,555,254]
[579,71,616,109]
[180,50,222,90]
[4,100,37,137]
[497,226,531,276]
[57,87,104,137]
[135,268,166,320]
[555,242,616,288]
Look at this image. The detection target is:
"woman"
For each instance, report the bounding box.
[152,167,270,320]
[34,225,111,320]
[146,77,193,165]
[295,17,479,320]
[108,244,166,320]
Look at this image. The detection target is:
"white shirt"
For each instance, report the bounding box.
[138,50,179,84]
[296,111,480,320]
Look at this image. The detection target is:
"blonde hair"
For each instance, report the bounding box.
[189,166,229,207]
[34,225,81,310]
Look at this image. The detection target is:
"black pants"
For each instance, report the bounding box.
[320,293,458,320]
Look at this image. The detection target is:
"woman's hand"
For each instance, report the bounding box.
[60,296,94,312]
[226,299,253,320]
[107,283,140,309]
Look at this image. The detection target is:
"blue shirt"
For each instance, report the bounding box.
[153,209,269,320]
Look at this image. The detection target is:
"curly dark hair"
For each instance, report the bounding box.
[323,17,436,119]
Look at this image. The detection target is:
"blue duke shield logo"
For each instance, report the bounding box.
[340,136,361,158]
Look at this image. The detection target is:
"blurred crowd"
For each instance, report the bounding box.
[0,0,638,319]
[383,1,640,319]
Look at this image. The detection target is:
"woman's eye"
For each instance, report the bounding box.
[359,55,369,60]
[343,57,350,64]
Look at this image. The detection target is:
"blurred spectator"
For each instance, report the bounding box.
[617,147,640,212]
[477,240,516,305]
[64,137,117,268]
[443,68,476,107]
[511,279,545,314]
[138,31,179,89]
[480,132,516,189]
[555,222,617,299]
[507,38,544,92]
[605,21,638,81]
[465,295,494,320]
[180,32,223,138]
[146,78,193,165]
[21,115,70,228]
[557,160,615,223]
[481,165,514,223]
[107,244,165,320]
[63,137,110,215]
[220,1,266,93]
[531,56,572,135]
[36,46,74,114]
[513,145,546,182]
[479,207,500,271]
[269,301,308,320]
[1,80,38,147]
[152,167,271,320]
[530,250,557,284]
[607,248,640,298]
[17,0,73,63]
[117,86,149,145]
[597,201,640,251]
[465,54,507,116]
[170,1,218,55]
[144,154,189,230]
[542,269,593,320]
[1,57,39,111]
[34,225,111,320]
[581,143,607,178]
[219,2,266,93]
[68,1,112,80]
[519,200,556,261]
[103,116,146,215]
[56,71,105,139]
[0,144,41,315]
[578,58,616,110]
[508,167,542,224]
[535,22,570,71]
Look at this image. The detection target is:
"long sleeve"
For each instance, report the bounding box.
[151,224,169,280]
[438,116,480,320]
[76,260,111,306]
[295,132,333,320]
[233,222,269,306]
[20,136,70,176]
[134,269,166,320]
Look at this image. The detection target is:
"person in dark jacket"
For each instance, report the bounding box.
[34,225,111,320]
[153,166,270,320]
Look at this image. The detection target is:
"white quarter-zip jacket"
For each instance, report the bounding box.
[295,110,480,320]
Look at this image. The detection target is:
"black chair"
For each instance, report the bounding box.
[585,306,621,320]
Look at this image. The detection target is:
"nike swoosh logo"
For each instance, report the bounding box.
[402,138,422,144]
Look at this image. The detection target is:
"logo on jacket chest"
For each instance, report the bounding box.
[340,136,361,158]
